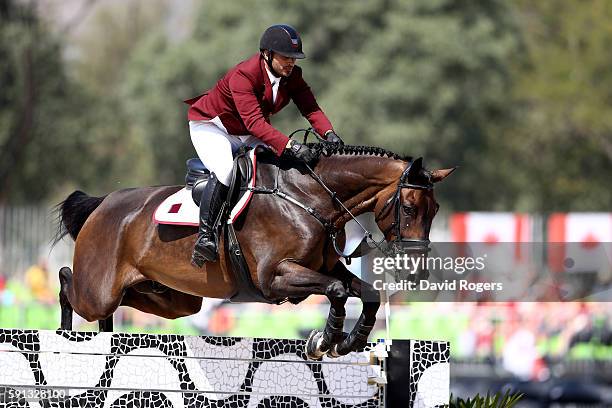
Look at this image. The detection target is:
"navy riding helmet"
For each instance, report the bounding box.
[259,24,305,59]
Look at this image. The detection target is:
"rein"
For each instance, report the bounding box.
[248,130,432,261]
[300,160,389,256]
[247,161,387,261]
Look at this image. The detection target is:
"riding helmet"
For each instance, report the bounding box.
[259,24,305,59]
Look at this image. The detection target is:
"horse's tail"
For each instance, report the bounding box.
[52,190,106,246]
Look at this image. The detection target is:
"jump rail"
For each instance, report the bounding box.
[0,329,449,407]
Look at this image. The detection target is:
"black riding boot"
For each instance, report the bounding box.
[192,173,228,267]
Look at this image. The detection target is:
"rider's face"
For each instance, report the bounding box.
[269,53,296,77]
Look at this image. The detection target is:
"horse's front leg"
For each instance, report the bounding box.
[269,261,348,360]
[329,265,381,357]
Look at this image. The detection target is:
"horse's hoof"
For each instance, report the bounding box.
[305,330,326,361]
[328,344,341,358]
[327,332,350,359]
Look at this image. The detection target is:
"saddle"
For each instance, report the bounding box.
[155,147,274,304]
[186,152,252,207]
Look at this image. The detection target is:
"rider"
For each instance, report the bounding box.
[185,24,343,267]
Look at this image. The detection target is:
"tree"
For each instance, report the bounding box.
[503,0,612,211]
[307,0,522,210]
[0,0,173,203]
[120,0,521,212]
[0,0,80,202]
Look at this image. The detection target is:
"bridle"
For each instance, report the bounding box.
[251,130,434,260]
[289,129,434,260]
[374,157,433,252]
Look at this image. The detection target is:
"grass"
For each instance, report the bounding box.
[449,390,523,408]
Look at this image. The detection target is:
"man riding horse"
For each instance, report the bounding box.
[54,23,456,361]
[185,24,343,267]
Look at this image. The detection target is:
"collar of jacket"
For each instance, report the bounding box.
[258,54,290,85]
[258,56,274,105]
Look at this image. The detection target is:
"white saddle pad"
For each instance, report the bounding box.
[153,150,257,226]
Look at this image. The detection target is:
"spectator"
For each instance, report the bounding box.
[24,258,54,304]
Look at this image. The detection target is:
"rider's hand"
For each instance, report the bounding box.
[284,140,318,164]
[325,131,344,145]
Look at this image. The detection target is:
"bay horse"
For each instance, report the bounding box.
[55,143,454,359]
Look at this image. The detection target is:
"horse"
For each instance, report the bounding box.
[54,143,454,360]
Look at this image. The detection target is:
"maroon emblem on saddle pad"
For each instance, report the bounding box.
[168,203,182,214]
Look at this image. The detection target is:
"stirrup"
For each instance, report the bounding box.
[191,235,218,267]
[191,251,209,268]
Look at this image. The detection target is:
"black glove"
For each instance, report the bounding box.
[284,140,318,164]
[325,131,344,145]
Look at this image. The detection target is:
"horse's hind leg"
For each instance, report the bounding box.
[67,259,131,329]
[58,267,74,330]
[60,266,116,332]
[98,316,113,332]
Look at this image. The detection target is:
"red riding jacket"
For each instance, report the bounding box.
[185,53,334,156]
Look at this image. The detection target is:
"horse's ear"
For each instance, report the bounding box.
[407,157,423,182]
[431,167,457,183]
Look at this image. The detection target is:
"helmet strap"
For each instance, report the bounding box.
[265,50,282,77]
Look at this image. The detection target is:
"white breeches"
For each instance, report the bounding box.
[189,119,265,186]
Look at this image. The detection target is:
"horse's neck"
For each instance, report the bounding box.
[315,155,406,226]
[258,154,405,229]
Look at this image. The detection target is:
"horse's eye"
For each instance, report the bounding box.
[402,205,416,217]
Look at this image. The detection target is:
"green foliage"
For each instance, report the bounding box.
[0,0,75,202]
[300,0,521,210]
[500,0,612,211]
[449,390,523,408]
[1,0,608,211]
[120,0,522,210]
[0,0,144,202]
[67,0,171,191]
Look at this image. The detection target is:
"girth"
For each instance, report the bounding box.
[222,149,278,304]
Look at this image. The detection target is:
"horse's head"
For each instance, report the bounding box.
[373,157,455,252]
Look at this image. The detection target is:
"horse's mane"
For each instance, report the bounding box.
[307,143,411,161]
[256,143,411,163]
